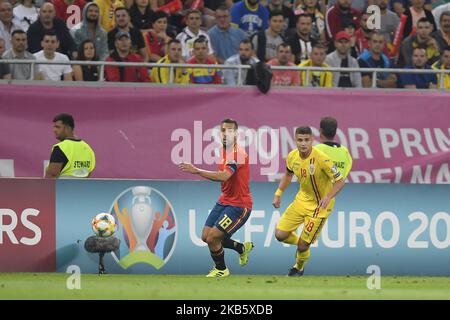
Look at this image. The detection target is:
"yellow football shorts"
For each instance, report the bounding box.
[276,201,329,244]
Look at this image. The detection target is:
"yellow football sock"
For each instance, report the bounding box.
[295,249,310,271]
[283,232,299,245]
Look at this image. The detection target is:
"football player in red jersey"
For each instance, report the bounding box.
[179,118,254,277]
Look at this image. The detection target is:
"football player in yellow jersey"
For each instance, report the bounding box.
[272,126,346,276]
[315,117,352,179]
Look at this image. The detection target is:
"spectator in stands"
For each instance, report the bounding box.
[71,3,108,61]
[150,38,189,84]
[400,17,440,67]
[202,0,231,29]
[391,0,433,15]
[325,30,361,87]
[129,0,154,31]
[72,39,100,81]
[286,14,317,64]
[344,22,359,58]
[52,0,87,27]
[294,0,325,42]
[105,31,149,82]
[433,3,450,30]
[358,32,397,88]
[27,3,77,58]
[2,29,42,79]
[0,54,11,79]
[252,10,285,62]
[223,38,259,85]
[403,0,436,39]
[0,37,5,56]
[176,9,214,61]
[13,0,39,32]
[266,0,296,36]
[208,5,246,64]
[432,45,450,89]
[398,46,437,89]
[376,0,400,45]
[34,31,73,81]
[267,43,300,86]
[327,0,368,13]
[231,0,269,37]
[298,43,333,87]
[142,10,171,62]
[94,0,125,32]
[108,7,148,61]
[325,0,361,41]
[0,1,22,51]
[354,11,372,57]
[187,36,221,84]
[433,11,450,51]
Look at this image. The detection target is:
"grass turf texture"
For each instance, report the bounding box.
[0,273,449,300]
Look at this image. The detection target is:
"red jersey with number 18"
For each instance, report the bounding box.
[217,144,252,209]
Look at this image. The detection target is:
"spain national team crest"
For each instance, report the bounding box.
[309,164,316,175]
[108,186,177,270]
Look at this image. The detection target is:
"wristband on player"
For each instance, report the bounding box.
[275,188,283,197]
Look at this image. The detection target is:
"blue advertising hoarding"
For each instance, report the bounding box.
[56,180,450,275]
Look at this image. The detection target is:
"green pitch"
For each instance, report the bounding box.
[0,273,449,300]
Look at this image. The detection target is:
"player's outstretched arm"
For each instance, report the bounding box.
[319,179,346,209]
[178,162,233,182]
[272,171,294,208]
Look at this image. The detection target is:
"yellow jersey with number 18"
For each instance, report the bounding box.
[286,147,342,217]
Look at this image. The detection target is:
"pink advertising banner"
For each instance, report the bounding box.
[0,84,448,183]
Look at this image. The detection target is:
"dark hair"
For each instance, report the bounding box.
[312,43,327,50]
[296,13,312,24]
[369,31,384,40]
[216,4,229,12]
[42,30,58,41]
[77,39,98,61]
[221,118,238,129]
[151,10,168,24]
[295,126,312,135]
[277,42,291,51]
[344,22,357,29]
[240,38,254,49]
[53,113,75,129]
[12,29,26,37]
[114,6,129,15]
[193,35,208,46]
[442,45,450,53]
[167,38,181,47]
[269,10,284,20]
[440,11,450,23]
[417,17,432,26]
[320,117,338,139]
[186,9,201,18]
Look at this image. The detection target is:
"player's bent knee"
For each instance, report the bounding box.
[274,229,288,242]
[205,233,222,245]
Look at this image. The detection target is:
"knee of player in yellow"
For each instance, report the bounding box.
[295,248,311,271]
[283,232,299,245]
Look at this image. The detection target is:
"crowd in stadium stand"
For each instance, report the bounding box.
[0,0,449,88]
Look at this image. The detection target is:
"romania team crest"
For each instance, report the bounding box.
[108,186,177,270]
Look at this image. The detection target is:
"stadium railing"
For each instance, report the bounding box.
[0,59,449,89]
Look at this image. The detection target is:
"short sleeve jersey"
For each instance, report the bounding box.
[286,147,342,216]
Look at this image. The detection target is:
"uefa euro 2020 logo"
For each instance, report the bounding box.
[108,186,177,269]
